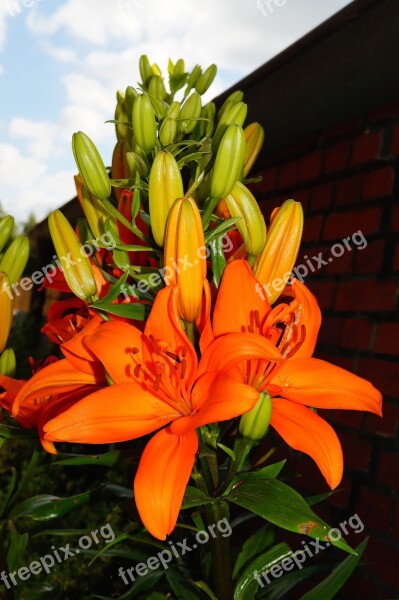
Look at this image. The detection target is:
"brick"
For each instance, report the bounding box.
[292,189,309,212]
[339,431,371,471]
[327,474,352,510]
[395,244,399,270]
[255,167,277,194]
[302,215,323,243]
[379,452,399,490]
[394,503,399,540]
[365,402,399,437]
[323,207,381,240]
[370,100,399,123]
[341,572,386,600]
[363,166,394,201]
[358,486,394,531]
[335,173,363,207]
[351,131,382,165]
[318,316,345,346]
[299,152,321,183]
[325,245,353,274]
[335,280,398,312]
[278,160,298,189]
[374,322,399,355]
[306,280,336,309]
[393,205,399,232]
[331,409,363,428]
[341,318,372,350]
[358,358,399,397]
[354,239,384,274]
[391,123,399,155]
[364,537,399,589]
[324,141,351,174]
[310,182,334,211]
[321,117,363,143]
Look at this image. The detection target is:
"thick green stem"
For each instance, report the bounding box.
[207,500,234,600]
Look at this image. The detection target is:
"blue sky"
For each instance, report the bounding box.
[0,0,351,223]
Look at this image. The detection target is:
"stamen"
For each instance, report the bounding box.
[180,359,187,380]
[254,310,260,328]
[134,364,142,378]
[165,350,181,363]
[149,334,161,354]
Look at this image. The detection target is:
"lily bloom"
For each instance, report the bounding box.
[199,260,382,489]
[42,285,278,539]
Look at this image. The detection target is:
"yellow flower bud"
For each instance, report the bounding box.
[224,181,266,256]
[0,273,13,354]
[239,391,272,440]
[244,122,265,177]
[48,210,98,302]
[210,123,246,199]
[148,150,184,247]
[0,236,30,285]
[72,131,111,200]
[253,200,304,304]
[164,197,206,322]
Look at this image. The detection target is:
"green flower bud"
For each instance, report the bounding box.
[212,101,247,153]
[166,101,180,119]
[159,117,177,147]
[132,93,157,153]
[178,91,202,134]
[148,75,167,101]
[72,131,111,200]
[210,123,246,199]
[0,216,14,254]
[0,236,30,284]
[218,89,244,121]
[225,181,267,255]
[139,54,153,86]
[195,64,217,95]
[239,391,272,440]
[0,348,16,377]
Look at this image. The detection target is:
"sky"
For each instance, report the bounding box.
[0,0,352,224]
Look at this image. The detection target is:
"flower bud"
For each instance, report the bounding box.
[0,216,14,254]
[239,391,272,440]
[244,122,264,177]
[132,93,157,153]
[164,197,206,322]
[159,117,177,147]
[178,91,202,134]
[195,64,217,95]
[77,178,115,240]
[139,54,154,86]
[125,85,139,116]
[0,236,30,284]
[111,140,131,200]
[211,101,247,153]
[166,101,180,119]
[149,151,184,247]
[218,90,244,121]
[193,102,216,140]
[126,151,148,178]
[253,200,304,304]
[115,95,130,143]
[0,273,13,353]
[72,131,111,200]
[0,348,16,377]
[225,181,266,256]
[173,58,185,77]
[148,75,167,100]
[210,123,246,199]
[48,210,98,302]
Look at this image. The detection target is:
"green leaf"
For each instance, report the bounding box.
[233,526,275,579]
[0,467,18,518]
[217,442,236,461]
[90,301,146,320]
[10,490,92,521]
[234,543,292,600]
[306,490,341,506]
[299,538,368,600]
[259,564,330,599]
[225,460,287,494]
[0,424,35,440]
[88,529,134,566]
[227,480,355,554]
[54,450,120,467]
[181,486,214,509]
[166,568,202,599]
[191,580,217,599]
[204,217,240,244]
[7,521,29,571]
[209,236,226,288]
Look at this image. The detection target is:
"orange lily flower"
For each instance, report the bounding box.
[199,260,382,490]
[42,285,278,539]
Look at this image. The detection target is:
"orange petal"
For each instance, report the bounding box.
[85,320,143,383]
[213,260,271,336]
[270,399,343,489]
[197,280,214,353]
[269,357,382,415]
[12,359,103,416]
[43,382,180,443]
[134,427,198,540]
[144,285,197,388]
[290,279,321,358]
[61,315,104,375]
[198,332,282,377]
[171,371,259,435]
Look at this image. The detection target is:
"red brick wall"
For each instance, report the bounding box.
[251,100,399,597]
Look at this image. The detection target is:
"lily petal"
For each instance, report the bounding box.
[213,260,271,336]
[134,427,198,540]
[270,399,343,489]
[270,358,382,415]
[61,315,104,375]
[170,371,259,435]
[290,279,321,358]
[85,320,143,383]
[43,382,180,443]
[13,359,103,416]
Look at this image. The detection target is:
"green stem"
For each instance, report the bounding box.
[207,500,234,600]
[201,197,219,229]
[223,435,254,493]
[184,321,196,347]
[102,198,149,243]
